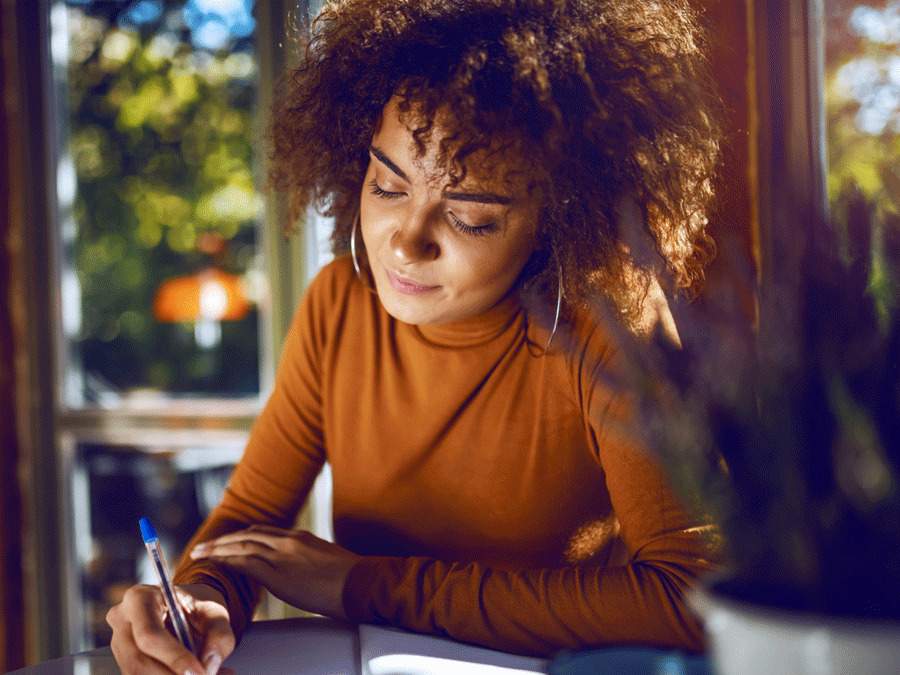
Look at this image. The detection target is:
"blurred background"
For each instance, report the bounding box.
[1,0,898,669]
[2,0,338,665]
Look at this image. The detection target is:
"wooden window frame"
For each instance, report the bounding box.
[753,0,828,349]
[12,0,314,661]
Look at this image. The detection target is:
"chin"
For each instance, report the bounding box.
[377,293,435,325]
[379,293,474,326]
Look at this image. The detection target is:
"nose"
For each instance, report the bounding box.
[390,209,439,264]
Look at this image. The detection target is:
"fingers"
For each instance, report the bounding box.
[189,526,308,570]
[181,584,235,675]
[245,523,295,535]
[109,622,183,675]
[191,539,284,569]
[192,526,298,553]
[196,612,236,675]
[188,540,285,601]
[193,552,281,588]
[107,585,206,675]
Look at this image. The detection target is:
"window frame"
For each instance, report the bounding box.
[17,0,317,660]
[753,0,829,356]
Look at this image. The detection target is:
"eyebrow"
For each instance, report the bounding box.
[443,190,512,206]
[369,145,513,206]
[369,146,409,183]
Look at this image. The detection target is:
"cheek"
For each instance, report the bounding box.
[358,197,388,251]
[358,168,387,243]
[494,227,539,276]
[452,239,534,292]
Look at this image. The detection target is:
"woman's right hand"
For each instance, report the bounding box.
[106,583,236,675]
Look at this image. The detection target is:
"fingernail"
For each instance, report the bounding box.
[184,668,204,675]
[204,651,223,675]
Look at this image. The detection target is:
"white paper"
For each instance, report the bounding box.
[359,624,548,675]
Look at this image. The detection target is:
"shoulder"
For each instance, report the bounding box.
[303,255,360,304]
[547,300,637,431]
[283,255,373,351]
[297,255,375,322]
[556,302,619,379]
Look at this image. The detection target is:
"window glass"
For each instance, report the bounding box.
[825,0,900,303]
[54,0,265,404]
[70,440,243,648]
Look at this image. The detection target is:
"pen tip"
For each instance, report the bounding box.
[139,517,158,543]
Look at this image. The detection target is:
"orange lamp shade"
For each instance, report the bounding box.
[153,268,251,322]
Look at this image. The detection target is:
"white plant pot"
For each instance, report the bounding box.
[690,583,900,675]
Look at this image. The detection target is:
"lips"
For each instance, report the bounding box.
[385,269,439,295]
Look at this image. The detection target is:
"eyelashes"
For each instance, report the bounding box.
[368,179,402,200]
[367,179,499,237]
[447,211,498,238]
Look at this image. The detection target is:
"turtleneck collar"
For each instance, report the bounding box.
[408,290,524,349]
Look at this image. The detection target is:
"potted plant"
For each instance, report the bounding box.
[608,174,900,674]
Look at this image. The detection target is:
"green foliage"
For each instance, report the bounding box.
[824,0,900,210]
[64,3,262,397]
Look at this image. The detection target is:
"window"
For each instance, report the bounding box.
[55,0,266,403]
[824,0,900,306]
[753,0,899,306]
[19,0,331,656]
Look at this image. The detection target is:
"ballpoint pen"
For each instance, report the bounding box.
[139,517,198,655]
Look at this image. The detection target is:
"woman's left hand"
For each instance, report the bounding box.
[189,525,361,620]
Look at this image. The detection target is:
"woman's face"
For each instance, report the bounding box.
[359,98,541,326]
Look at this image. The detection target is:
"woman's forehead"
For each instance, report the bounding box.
[373,97,536,192]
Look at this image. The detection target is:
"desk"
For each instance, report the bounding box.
[8,618,358,675]
[7,618,547,675]
[8,620,713,675]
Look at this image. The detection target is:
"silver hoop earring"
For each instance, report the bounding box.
[529,259,563,356]
[544,262,563,353]
[350,210,376,294]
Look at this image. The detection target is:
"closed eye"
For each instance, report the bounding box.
[368,178,403,200]
[448,211,499,237]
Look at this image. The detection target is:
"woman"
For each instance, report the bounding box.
[107,1,723,673]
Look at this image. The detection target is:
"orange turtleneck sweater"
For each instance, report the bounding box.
[174,256,717,657]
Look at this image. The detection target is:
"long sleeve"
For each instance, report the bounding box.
[341,422,717,657]
[174,257,720,655]
[173,271,331,639]
[337,296,719,657]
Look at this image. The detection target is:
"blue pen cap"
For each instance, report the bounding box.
[139,517,158,543]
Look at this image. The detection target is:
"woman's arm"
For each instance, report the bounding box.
[171,269,332,639]
[339,321,717,657]
[186,494,713,659]
[189,352,716,658]
[338,438,717,657]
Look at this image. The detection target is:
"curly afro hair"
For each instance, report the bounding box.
[270,0,723,313]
